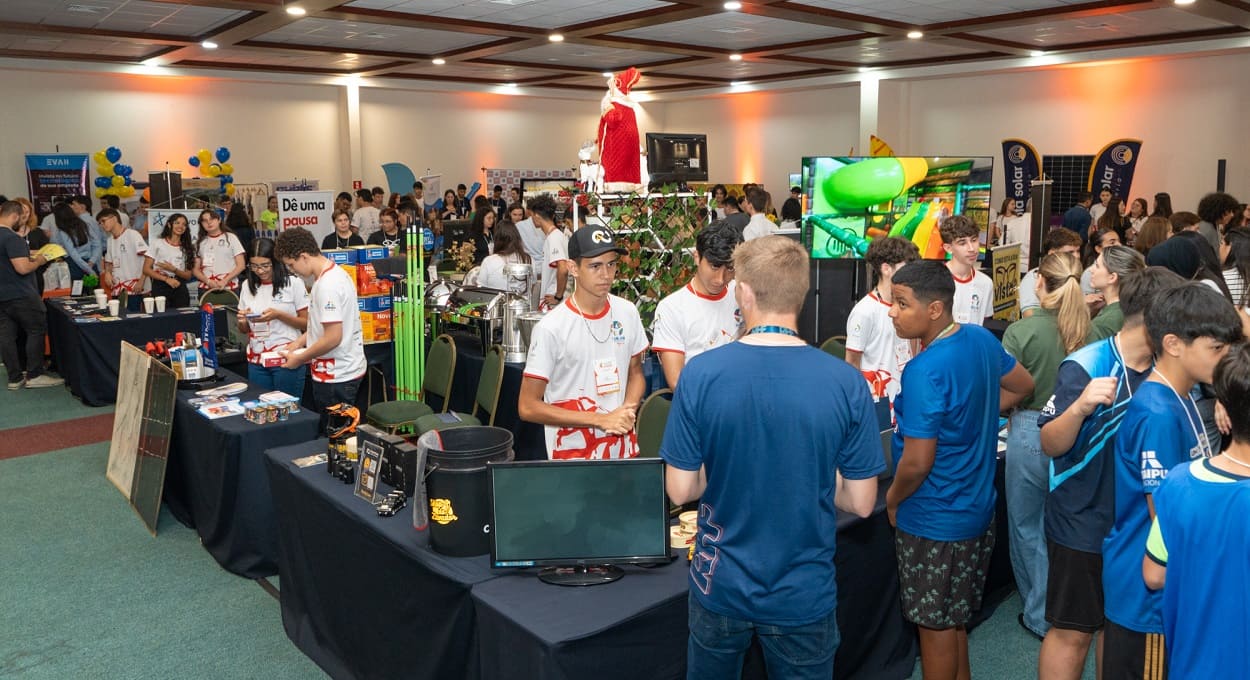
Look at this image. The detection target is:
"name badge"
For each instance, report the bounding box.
[594,358,620,396]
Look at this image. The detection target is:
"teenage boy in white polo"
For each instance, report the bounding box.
[651,221,743,389]
[99,207,148,298]
[519,224,648,459]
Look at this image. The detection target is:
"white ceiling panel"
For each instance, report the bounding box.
[190,46,399,71]
[344,0,673,30]
[611,13,857,50]
[499,42,687,68]
[0,29,162,57]
[253,17,498,54]
[969,7,1232,46]
[789,0,1091,26]
[791,38,984,63]
[390,61,558,81]
[650,59,806,80]
[2,0,249,36]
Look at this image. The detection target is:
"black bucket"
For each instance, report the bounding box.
[421,426,514,557]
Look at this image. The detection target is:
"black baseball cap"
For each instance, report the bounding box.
[568,225,626,260]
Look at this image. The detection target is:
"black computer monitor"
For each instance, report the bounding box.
[488,458,671,586]
[646,132,709,187]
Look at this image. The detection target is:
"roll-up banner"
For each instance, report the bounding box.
[1001,139,1041,216]
[26,153,89,217]
[1087,139,1143,200]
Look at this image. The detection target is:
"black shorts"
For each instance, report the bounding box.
[1102,619,1167,680]
[894,524,995,629]
[1045,541,1104,633]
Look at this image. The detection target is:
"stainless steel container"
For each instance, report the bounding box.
[518,311,545,354]
[501,294,532,363]
[425,279,460,312]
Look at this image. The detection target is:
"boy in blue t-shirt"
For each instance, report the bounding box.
[1143,343,1250,680]
[1102,283,1242,679]
[885,261,1034,680]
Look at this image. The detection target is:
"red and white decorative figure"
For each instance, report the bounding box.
[596,67,648,194]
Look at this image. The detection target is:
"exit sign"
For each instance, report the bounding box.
[352,180,363,190]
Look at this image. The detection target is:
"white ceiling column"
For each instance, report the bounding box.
[858,72,879,156]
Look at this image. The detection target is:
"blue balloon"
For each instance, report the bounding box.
[105,146,122,163]
[113,163,125,176]
[123,176,133,187]
[94,176,111,189]
[222,174,233,184]
[215,147,231,163]
[121,165,133,177]
[188,156,200,167]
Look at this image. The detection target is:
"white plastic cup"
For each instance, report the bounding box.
[107,299,120,316]
[154,296,167,313]
[94,289,107,309]
[143,297,156,313]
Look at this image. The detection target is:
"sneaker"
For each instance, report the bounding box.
[24,374,64,388]
[7,376,24,390]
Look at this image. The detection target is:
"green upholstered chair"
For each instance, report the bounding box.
[635,388,674,459]
[819,335,847,361]
[366,334,457,434]
[413,344,505,434]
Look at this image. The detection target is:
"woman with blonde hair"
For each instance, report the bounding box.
[1001,251,1096,639]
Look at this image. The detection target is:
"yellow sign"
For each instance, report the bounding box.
[992,243,1022,322]
[870,135,894,157]
[430,498,458,525]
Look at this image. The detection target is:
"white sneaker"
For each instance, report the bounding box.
[7,375,23,390]
[24,374,64,388]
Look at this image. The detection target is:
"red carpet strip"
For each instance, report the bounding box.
[0,413,115,461]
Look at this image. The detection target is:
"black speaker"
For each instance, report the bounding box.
[798,258,871,345]
[148,170,184,210]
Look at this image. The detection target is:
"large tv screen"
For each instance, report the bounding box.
[646,133,709,185]
[488,459,670,578]
[800,156,993,259]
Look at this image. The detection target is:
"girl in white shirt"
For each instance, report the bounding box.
[192,208,245,292]
[236,237,309,396]
[476,220,532,293]
[143,212,196,308]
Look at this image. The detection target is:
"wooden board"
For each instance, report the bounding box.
[106,342,149,498]
[105,342,178,535]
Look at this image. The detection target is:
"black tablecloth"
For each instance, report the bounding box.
[162,369,319,577]
[45,298,230,406]
[265,441,497,680]
[445,333,546,462]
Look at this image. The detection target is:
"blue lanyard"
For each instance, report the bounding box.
[746,325,799,337]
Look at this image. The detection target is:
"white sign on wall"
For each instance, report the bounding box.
[277,190,334,244]
[148,209,200,243]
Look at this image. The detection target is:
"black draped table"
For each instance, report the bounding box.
[444,333,546,461]
[45,298,233,406]
[263,441,922,680]
[163,368,319,577]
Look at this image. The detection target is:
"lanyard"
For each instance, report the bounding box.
[746,325,799,337]
[1154,369,1212,459]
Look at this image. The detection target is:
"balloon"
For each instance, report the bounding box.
[97,164,115,178]
[105,146,122,163]
[123,176,133,187]
[224,183,235,197]
[206,163,221,177]
[188,156,200,168]
[120,185,136,198]
[215,147,231,163]
[221,174,233,184]
[93,150,108,165]
[120,164,132,177]
[94,176,110,189]
[220,162,233,176]
[111,175,125,188]
[113,163,125,176]
[94,187,107,198]
[196,148,212,166]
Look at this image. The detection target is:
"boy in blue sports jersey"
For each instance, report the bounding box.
[1036,267,1184,679]
[1102,283,1241,680]
[1143,343,1250,680]
[886,261,1034,680]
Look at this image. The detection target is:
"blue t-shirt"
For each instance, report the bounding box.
[892,325,1014,541]
[1103,380,1204,633]
[1147,459,1250,680]
[1038,337,1151,553]
[660,342,884,626]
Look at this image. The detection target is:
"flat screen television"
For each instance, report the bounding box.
[488,458,670,586]
[799,156,993,260]
[441,218,472,249]
[646,132,709,186]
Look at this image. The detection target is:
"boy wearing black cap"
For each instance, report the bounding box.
[518,225,648,459]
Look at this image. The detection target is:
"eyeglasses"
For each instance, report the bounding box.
[249,262,272,271]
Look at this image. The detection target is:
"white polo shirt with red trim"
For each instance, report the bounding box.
[949,265,994,326]
[523,295,648,460]
[307,262,365,383]
[845,290,912,401]
[651,280,741,360]
[105,229,148,295]
[540,229,569,300]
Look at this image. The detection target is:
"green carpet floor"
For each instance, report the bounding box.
[0,374,1097,679]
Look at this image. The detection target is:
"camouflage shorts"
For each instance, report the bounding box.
[894,523,995,629]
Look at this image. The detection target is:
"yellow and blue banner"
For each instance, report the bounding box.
[1087,139,1143,200]
[1001,139,1041,216]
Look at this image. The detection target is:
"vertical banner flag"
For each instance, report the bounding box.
[277,190,334,244]
[1001,139,1041,217]
[26,153,89,216]
[869,135,894,157]
[1087,139,1143,201]
[199,305,218,370]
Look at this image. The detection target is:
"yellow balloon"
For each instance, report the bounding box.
[93,150,108,164]
[98,164,115,178]
[206,164,221,178]
[224,183,236,197]
[197,148,212,166]
[111,175,125,188]
[220,162,234,176]
[94,187,107,198]
[120,185,136,198]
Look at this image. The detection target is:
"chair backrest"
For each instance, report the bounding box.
[819,334,847,360]
[423,334,457,412]
[635,388,674,459]
[198,288,239,308]
[474,345,506,425]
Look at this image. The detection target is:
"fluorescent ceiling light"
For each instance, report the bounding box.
[201,40,218,49]
[724,1,742,9]
[907,31,923,39]
[729,53,743,61]
[1174,0,1196,5]
[548,34,564,42]
[432,58,446,65]
[285,6,306,16]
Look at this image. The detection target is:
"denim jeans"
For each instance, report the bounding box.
[0,295,48,381]
[247,363,307,400]
[686,594,839,680]
[1006,409,1050,637]
[311,377,361,433]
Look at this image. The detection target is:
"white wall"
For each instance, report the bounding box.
[661,86,861,193]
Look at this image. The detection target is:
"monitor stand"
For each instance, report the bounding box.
[537,565,623,586]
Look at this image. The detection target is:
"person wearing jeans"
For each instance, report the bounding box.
[0,200,63,389]
[236,238,308,399]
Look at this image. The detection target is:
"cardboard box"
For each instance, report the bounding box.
[352,246,389,263]
[324,249,354,265]
[259,351,285,368]
[357,294,392,313]
[360,310,392,341]
[356,262,379,296]
[339,264,357,290]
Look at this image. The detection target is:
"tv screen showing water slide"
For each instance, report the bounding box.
[799,156,993,259]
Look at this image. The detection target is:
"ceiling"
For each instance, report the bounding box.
[3,0,1250,93]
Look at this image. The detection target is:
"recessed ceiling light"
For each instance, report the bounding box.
[723,1,742,9]
[432,58,446,65]
[730,81,743,86]
[602,71,613,77]
[1174,0,1195,5]
[142,57,162,67]
[201,40,218,49]
[504,82,517,88]
[548,34,564,42]
[285,6,306,16]
[729,53,743,61]
[906,30,923,39]
[858,67,871,73]
[1030,50,1046,57]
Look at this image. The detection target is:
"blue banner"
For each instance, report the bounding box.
[1087,139,1143,201]
[1001,139,1041,216]
[199,305,218,370]
[25,153,88,216]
